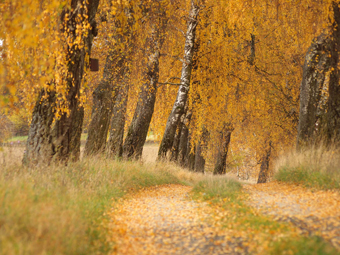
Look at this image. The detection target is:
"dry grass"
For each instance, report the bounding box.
[1,144,337,254]
[0,155,183,254]
[0,144,243,255]
[274,145,340,190]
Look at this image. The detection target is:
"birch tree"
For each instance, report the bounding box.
[158,1,200,159]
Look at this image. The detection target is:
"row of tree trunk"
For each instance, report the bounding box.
[22,0,239,180]
[24,0,315,185]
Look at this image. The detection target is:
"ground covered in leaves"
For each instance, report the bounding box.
[245,182,340,250]
[108,184,245,254]
[108,184,310,255]
[108,182,340,255]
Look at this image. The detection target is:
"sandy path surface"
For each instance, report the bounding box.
[244,182,340,249]
[108,184,247,255]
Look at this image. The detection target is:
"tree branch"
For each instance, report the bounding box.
[157,82,183,88]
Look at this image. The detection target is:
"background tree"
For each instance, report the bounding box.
[122,0,169,159]
[85,0,134,155]
[158,0,200,159]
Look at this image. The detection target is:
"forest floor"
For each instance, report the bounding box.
[108,182,340,255]
[108,184,250,255]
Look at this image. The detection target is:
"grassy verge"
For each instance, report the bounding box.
[270,236,338,255]
[1,155,338,255]
[0,158,182,255]
[274,146,340,190]
[190,176,338,255]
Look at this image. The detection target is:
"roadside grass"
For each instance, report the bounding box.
[0,157,183,255]
[1,146,338,255]
[274,145,340,190]
[190,175,337,254]
[270,236,339,255]
[192,177,242,202]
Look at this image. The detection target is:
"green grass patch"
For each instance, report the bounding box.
[274,146,340,190]
[270,236,339,255]
[192,177,242,201]
[276,166,340,190]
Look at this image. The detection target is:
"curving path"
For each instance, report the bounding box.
[108,184,247,255]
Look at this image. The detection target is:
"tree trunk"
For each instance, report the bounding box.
[194,142,205,173]
[23,90,56,165]
[178,111,192,166]
[84,49,126,156]
[24,0,100,165]
[187,135,196,171]
[194,128,208,173]
[122,6,168,159]
[214,130,231,175]
[297,2,340,147]
[52,1,99,162]
[326,2,340,143]
[85,4,134,156]
[257,143,272,184]
[158,2,200,159]
[170,111,186,161]
[296,34,331,148]
[106,83,129,158]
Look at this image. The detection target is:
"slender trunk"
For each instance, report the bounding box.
[326,2,340,143]
[106,83,129,158]
[194,128,208,173]
[214,130,231,175]
[85,4,134,155]
[24,0,100,165]
[122,7,168,160]
[296,34,330,148]
[187,135,196,171]
[170,112,186,161]
[178,111,192,166]
[194,142,205,173]
[158,2,200,159]
[257,143,272,184]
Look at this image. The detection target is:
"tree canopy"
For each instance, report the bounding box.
[1,0,339,179]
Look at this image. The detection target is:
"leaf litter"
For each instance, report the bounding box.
[108,184,249,255]
[244,181,340,250]
[108,182,340,254]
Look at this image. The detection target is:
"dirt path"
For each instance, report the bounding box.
[108,184,247,255]
[244,182,340,249]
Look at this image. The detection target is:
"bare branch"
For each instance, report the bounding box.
[157,82,183,88]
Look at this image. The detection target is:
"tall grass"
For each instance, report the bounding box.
[274,145,340,190]
[0,157,185,255]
